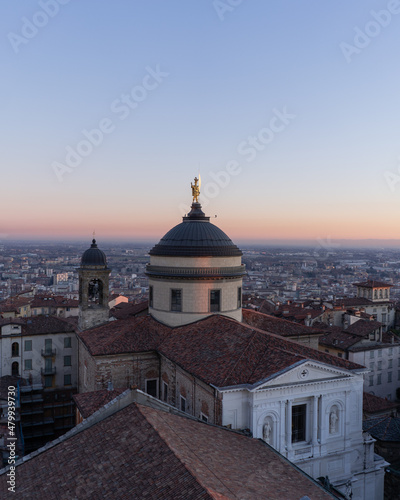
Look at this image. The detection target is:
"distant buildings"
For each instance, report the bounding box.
[2,185,400,497]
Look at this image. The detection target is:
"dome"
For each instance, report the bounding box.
[80,239,108,267]
[149,203,242,257]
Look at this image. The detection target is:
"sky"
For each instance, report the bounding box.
[1,1,400,245]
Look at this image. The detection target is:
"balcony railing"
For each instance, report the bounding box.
[41,348,56,357]
[41,367,56,375]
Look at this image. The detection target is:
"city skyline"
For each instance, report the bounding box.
[2,1,400,243]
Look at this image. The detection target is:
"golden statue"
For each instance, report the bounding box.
[191,177,200,203]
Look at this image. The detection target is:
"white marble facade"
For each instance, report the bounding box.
[221,360,387,500]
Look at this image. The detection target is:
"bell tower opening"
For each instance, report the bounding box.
[88,278,104,306]
[78,239,111,330]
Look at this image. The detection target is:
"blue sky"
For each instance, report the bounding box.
[1,1,400,243]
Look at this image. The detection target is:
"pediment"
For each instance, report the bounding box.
[253,360,354,391]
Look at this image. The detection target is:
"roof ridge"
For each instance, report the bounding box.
[221,330,258,386]
[0,388,133,474]
[104,315,149,348]
[138,406,234,499]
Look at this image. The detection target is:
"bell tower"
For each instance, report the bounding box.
[78,239,111,330]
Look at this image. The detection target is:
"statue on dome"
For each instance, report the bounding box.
[191,177,200,203]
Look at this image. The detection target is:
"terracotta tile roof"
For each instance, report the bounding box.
[317,319,389,351]
[0,304,18,313]
[0,400,333,499]
[257,299,276,314]
[346,320,382,336]
[24,316,76,335]
[363,392,399,415]
[381,331,400,344]
[0,295,79,314]
[0,316,75,336]
[334,298,374,307]
[0,297,31,312]
[139,404,333,499]
[353,280,393,288]
[30,295,79,308]
[363,416,400,442]
[73,388,125,418]
[79,315,363,389]
[269,302,325,321]
[242,309,323,338]
[318,327,362,350]
[109,300,148,319]
[0,403,210,500]
[78,315,171,356]
[0,318,24,327]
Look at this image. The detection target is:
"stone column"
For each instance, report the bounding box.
[279,399,286,453]
[286,399,293,453]
[319,394,327,455]
[344,390,350,449]
[312,395,319,448]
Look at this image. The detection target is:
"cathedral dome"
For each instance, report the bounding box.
[149,203,242,257]
[81,239,108,267]
[147,178,245,327]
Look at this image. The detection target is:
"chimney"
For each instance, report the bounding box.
[107,380,114,391]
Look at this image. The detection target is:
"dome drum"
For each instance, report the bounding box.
[146,264,246,279]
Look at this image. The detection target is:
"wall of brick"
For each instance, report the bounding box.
[78,340,98,393]
[160,354,220,424]
[78,340,223,425]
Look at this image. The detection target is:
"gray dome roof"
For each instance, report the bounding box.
[81,239,108,267]
[149,203,242,257]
